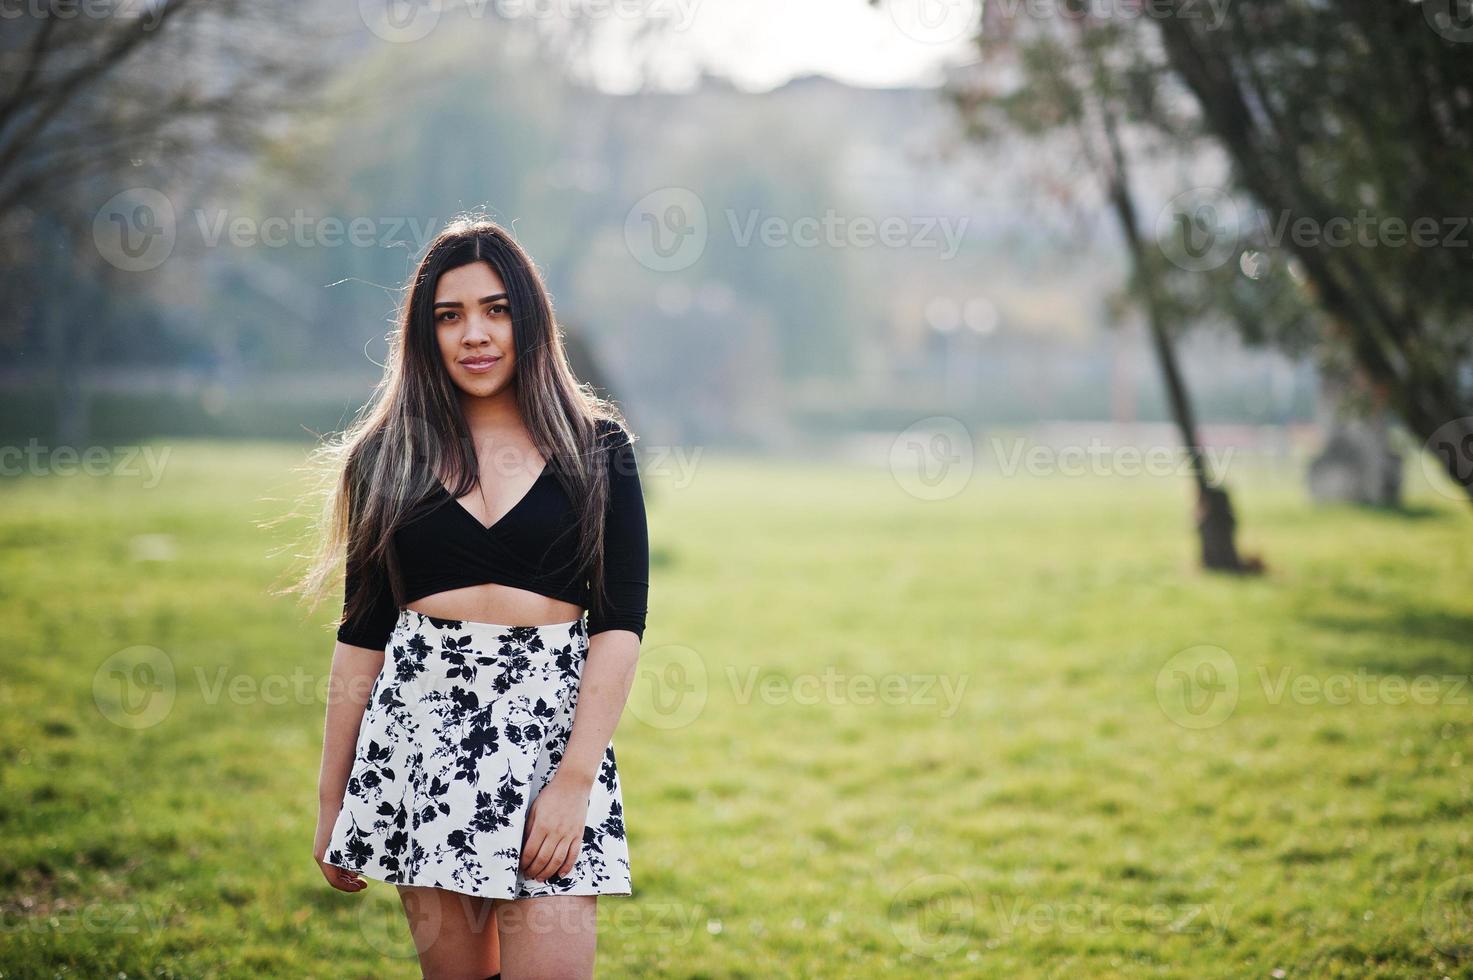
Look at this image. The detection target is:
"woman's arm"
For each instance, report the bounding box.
[520,630,640,883]
[316,459,400,889]
[313,641,385,892]
[521,422,649,882]
[559,421,649,790]
[553,629,641,787]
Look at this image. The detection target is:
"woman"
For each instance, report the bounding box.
[304,216,648,979]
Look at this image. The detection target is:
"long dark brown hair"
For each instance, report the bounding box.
[286,214,632,636]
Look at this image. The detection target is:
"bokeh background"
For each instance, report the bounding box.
[3,1,1473,977]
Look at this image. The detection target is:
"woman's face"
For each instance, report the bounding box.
[433,260,516,397]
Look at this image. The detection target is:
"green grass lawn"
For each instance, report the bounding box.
[2,439,1471,978]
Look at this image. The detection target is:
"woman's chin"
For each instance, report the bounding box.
[452,373,508,398]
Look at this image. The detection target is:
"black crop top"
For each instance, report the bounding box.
[337,418,649,650]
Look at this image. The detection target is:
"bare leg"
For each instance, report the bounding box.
[495,895,596,979]
[395,884,501,980]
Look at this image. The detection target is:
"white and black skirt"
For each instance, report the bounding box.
[325,608,632,899]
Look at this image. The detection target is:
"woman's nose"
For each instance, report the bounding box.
[463,314,493,341]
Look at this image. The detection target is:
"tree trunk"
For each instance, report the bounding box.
[1197,485,1242,571]
[1099,118,1256,573]
[1139,266,1248,573]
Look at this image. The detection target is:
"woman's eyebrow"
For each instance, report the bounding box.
[433,293,508,308]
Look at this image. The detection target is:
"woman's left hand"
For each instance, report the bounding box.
[521,773,591,882]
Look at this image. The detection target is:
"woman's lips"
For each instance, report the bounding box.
[460,356,502,374]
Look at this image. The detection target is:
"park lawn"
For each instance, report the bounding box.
[1,438,1471,978]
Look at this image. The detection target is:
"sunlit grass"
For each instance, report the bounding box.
[1,439,1471,978]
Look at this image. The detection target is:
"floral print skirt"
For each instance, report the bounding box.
[325,608,632,900]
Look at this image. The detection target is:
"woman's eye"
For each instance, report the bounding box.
[490,304,509,316]
[437,311,457,323]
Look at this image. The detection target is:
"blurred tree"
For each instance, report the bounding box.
[922,6,1259,572]
[1152,2,1473,504]
[0,0,326,442]
[1307,361,1403,507]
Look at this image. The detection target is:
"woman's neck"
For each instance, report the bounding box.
[459,386,523,434]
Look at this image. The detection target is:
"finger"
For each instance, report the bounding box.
[521,799,541,846]
[524,834,562,880]
[540,838,572,881]
[524,836,555,880]
[521,826,548,873]
[556,845,580,879]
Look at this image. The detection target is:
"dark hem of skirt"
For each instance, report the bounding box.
[327,859,634,901]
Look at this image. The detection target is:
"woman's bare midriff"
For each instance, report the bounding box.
[405,581,584,627]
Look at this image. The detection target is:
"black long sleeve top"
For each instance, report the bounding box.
[338,418,649,650]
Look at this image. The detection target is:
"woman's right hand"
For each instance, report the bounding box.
[314,803,368,893]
